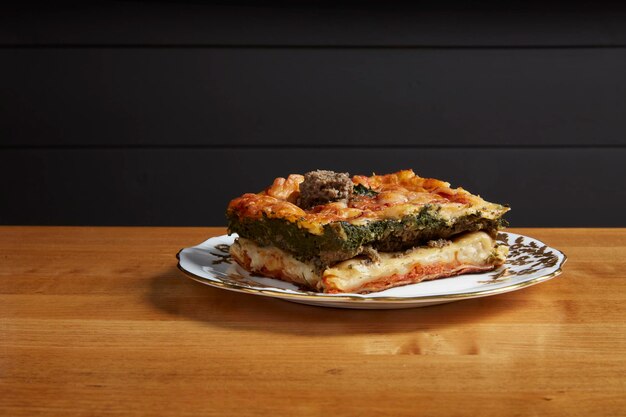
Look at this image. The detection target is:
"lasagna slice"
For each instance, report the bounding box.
[227,169,509,294]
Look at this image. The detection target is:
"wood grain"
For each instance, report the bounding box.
[1,227,625,417]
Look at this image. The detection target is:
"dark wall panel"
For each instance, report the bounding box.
[2,148,625,227]
[3,48,626,147]
[3,3,626,46]
[3,3,625,227]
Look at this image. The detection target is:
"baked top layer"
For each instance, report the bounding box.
[227,169,509,235]
[227,169,510,269]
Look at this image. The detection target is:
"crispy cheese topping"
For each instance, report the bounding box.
[227,170,508,235]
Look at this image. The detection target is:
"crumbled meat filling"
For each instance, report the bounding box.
[359,246,381,263]
[427,239,451,248]
[297,170,353,209]
[389,239,451,258]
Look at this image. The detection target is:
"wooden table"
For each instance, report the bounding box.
[1,227,625,416]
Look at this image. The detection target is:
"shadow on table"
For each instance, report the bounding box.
[148,266,525,336]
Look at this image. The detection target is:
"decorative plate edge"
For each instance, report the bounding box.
[175,232,568,304]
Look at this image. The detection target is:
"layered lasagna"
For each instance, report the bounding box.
[227,169,509,294]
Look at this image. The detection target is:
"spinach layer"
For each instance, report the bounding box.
[227,206,505,268]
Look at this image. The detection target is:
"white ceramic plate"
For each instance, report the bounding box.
[177,232,566,309]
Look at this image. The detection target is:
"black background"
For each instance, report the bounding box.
[2,2,626,226]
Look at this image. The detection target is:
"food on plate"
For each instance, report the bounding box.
[227,169,509,294]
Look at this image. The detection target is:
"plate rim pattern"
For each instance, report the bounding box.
[176,232,567,304]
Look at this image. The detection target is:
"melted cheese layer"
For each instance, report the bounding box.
[230,231,508,294]
[230,238,319,288]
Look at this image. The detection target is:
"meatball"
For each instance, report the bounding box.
[297,170,353,209]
